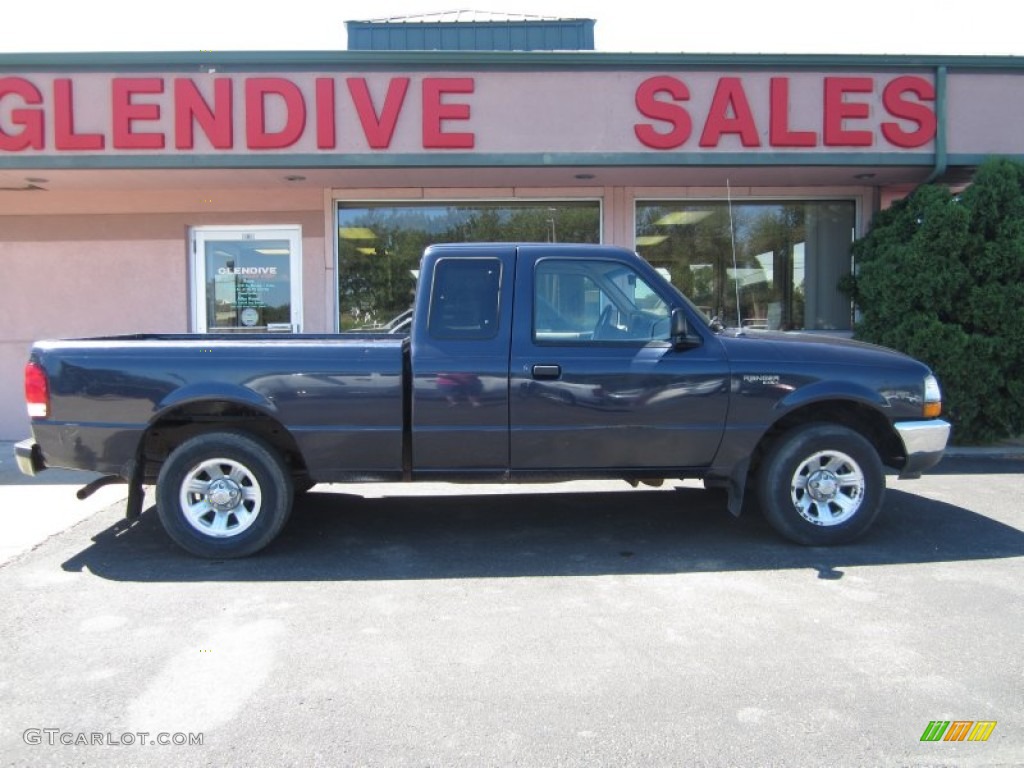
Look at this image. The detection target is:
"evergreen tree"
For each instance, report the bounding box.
[848,158,1024,443]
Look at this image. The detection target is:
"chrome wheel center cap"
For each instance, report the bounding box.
[808,471,839,501]
[208,478,242,511]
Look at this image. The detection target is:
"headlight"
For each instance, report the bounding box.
[923,374,942,418]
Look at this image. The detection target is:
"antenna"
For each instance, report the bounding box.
[726,179,743,329]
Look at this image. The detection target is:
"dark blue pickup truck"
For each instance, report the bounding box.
[16,243,950,557]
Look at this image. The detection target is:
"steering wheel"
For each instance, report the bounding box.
[593,304,616,340]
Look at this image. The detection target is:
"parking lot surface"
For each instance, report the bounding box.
[1,456,1021,766]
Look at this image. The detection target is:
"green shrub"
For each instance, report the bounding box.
[847,158,1024,444]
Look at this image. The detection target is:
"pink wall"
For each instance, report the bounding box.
[0,205,326,439]
[947,73,1024,156]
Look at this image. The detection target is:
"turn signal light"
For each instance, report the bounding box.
[24,362,49,419]
[923,374,942,419]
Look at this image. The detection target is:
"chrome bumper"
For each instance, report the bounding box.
[14,439,47,477]
[894,419,951,478]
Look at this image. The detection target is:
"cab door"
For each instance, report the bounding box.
[410,245,516,475]
[509,247,730,472]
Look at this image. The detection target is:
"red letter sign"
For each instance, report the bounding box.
[246,78,306,149]
[769,77,817,147]
[346,77,409,149]
[113,78,165,149]
[0,77,44,150]
[881,76,936,148]
[53,79,104,151]
[634,76,692,149]
[175,78,233,149]
[422,78,474,149]
[700,77,761,148]
[824,77,874,147]
[316,78,336,150]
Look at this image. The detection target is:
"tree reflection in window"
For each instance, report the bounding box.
[337,201,600,331]
[635,201,855,331]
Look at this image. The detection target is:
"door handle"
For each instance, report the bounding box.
[532,364,562,380]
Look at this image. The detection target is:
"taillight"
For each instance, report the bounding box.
[24,362,49,419]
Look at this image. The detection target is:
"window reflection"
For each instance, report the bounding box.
[635,201,855,331]
[337,201,600,331]
[203,239,292,332]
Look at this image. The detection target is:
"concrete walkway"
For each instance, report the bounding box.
[0,441,127,565]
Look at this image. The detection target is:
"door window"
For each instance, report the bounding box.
[191,226,302,333]
[534,259,671,343]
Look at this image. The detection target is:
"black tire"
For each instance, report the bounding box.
[156,431,293,558]
[293,476,316,496]
[756,423,884,546]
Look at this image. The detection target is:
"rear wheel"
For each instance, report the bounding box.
[757,424,884,546]
[156,431,293,558]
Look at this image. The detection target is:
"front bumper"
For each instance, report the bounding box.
[894,419,951,478]
[14,439,47,477]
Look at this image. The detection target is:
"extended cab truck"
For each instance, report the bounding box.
[15,243,950,557]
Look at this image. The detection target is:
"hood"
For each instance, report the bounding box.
[715,329,922,368]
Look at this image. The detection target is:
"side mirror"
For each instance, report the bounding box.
[670,308,702,350]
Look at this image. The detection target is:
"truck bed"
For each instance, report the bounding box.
[30,334,408,479]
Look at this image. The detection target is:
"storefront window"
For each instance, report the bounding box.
[635,201,856,331]
[337,201,600,331]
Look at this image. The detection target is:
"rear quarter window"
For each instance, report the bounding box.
[428,258,502,340]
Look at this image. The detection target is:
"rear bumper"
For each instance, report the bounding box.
[895,419,951,478]
[14,439,47,477]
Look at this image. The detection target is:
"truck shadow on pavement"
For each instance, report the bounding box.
[61,484,1024,582]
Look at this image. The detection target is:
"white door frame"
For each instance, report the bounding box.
[190,225,303,333]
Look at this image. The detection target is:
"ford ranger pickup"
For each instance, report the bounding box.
[15,243,950,557]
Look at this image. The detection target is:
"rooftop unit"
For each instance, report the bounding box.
[346,10,596,51]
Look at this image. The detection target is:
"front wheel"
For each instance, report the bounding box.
[756,424,884,546]
[156,431,293,558]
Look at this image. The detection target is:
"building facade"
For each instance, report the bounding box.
[1,48,1022,438]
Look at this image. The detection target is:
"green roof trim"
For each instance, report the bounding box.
[1,151,1009,172]
[1,50,1023,73]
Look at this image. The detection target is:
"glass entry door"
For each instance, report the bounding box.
[191,226,302,333]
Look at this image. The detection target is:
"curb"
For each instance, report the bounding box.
[942,446,1024,460]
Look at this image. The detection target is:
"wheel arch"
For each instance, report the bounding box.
[137,397,308,485]
[715,396,904,517]
[753,398,904,481]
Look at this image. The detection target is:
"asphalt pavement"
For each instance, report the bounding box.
[0,443,1021,766]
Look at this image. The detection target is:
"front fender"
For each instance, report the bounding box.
[708,378,895,517]
[774,379,889,414]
